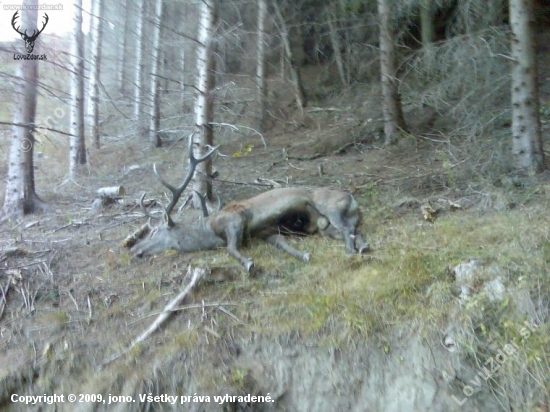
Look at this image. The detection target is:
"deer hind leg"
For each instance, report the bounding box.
[224,218,254,272]
[265,234,310,262]
[303,204,329,235]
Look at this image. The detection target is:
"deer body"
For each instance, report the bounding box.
[131,188,325,271]
[132,187,367,271]
[308,188,369,254]
[271,188,368,254]
[129,136,367,272]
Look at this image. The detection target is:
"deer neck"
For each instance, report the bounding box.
[171,219,225,252]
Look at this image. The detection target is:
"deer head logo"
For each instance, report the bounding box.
[11,11,49,54]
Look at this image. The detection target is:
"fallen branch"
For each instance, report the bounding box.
[307,106,349,113]
[0,276,12,319]
[99,266,206,368]
[130,266,206,348]
[214,178,273,188]
[121,223,150,248]
[217,305,245,324]
[127,301,237,325]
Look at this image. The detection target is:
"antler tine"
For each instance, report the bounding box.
[153,134,219,220]
[138,193,161,220]
[193,191,209,218]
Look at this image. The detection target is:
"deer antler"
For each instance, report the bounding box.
[193,191,210,218]
[139,134,218,226]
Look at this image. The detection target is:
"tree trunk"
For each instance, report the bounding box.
[420,0,433,48]
[509,0,544,172]
[181,47,186,111]
[272,1,307,113]
[192,0,216,208]
[256,0,267,132]
[69,0,87,179]
[327,12,347,86]
[377,0,407,145]
[1,1,46,220]
[148,0,163,147]
[133,0,147,132]
[118,0,130,96]
[177,1,187,111]
[88,0,104,149]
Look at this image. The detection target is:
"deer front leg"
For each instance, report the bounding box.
[304,206,329,235]
[224,220,254,272]
[265,234,310,262]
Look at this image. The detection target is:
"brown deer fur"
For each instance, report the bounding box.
[130,136,367,272]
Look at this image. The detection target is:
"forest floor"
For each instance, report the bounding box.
[0,32,550,412]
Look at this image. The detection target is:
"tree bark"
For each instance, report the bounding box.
[509,0,544,172]
[118,0,130,95]
[181,46,186,111]
[192,0,216,208]
[133,0,147,133]
[420,0,433,48]
[327,12,347,86]
[378,0,407,145]
[1,1,46,220]
[272,1,307,113]
[147,0,163,147]
[256,0,268,132]
[69,0,87,179]
[88,0,104,149]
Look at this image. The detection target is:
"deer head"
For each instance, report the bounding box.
[12,11,49,54]
[133,134,219,256]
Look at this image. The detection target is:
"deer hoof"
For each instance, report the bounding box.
[302,252,310,263]
[245,260,255,273]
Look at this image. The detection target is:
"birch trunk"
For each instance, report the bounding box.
[377,0,407,145]
[133,0,147,132]
[509,0,544,171]
[147,0,163,147]
[88,0,104,149]
[256,0,267,132]
[118,0,130,95]
[181,47,186,111]
[192,0,216,208]
[69,0,87,179]
[1,1,46,220]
